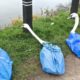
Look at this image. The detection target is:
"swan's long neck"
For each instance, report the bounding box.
[71,14,79,33]
[23,24,45,44]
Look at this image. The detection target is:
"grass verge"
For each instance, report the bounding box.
[0,11,77,79]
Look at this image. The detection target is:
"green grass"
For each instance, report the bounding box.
[0,11,78,79]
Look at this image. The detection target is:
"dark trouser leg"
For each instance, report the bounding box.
[71,0,79,13]
[22,0,32,29]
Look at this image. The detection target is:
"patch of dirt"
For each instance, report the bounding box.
[27,54,80,80]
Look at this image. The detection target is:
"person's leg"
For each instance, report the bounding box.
[71,0,79,13]
[22,0,32,28]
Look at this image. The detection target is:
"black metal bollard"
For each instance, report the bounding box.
[22,0,32,29]
[71,0,79,13]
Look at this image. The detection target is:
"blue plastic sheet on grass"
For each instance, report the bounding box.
[0,48,13,80]
[40,43,65,75]
[66,33,80,58]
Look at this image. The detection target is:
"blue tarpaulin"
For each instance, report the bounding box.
[40,43,65,75]
[66,33,80,58]
[0,48,13,80]
[23,24,65,75]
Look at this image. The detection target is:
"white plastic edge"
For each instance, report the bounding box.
[70,13,79,33]
[23,24,45,45]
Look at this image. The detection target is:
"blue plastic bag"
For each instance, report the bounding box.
[0,48,13,80]
[66,33,80,58]
[40,43,65,75]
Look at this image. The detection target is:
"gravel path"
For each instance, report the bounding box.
[28,54,80,80]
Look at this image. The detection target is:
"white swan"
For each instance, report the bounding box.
[70,13,79,33]
[23,23,46,44]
